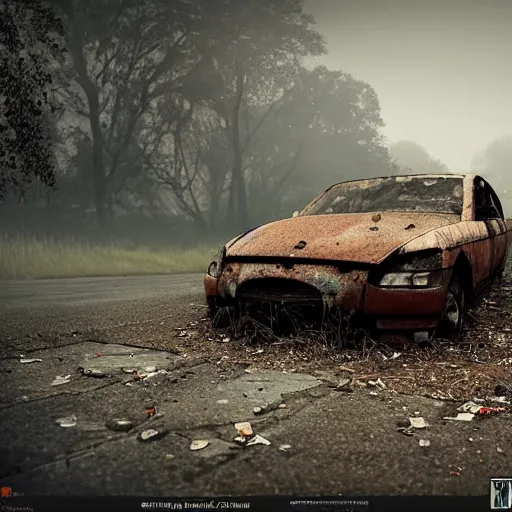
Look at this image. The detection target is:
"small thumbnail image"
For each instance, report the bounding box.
[491,478,512,510]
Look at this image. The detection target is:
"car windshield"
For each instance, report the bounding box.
[303,176,464,216]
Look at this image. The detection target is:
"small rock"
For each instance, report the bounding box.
[105,419,134,432]
[190,440,209,451]
[367,380,377,387]
[419,439,430,447]
[468,438,474,442]
[279,403,287,409]
[164,454,175,463]
[82,368,106,378]
[244,369,253,374]
[497,447,504,454]
[253,406,265,415]
[122,368,136,374]
[279,444,292,451]
[56,415,77,428]
[369,391,379,396]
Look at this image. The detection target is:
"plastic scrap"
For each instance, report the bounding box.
[444,412,474,422]
[55,415,77,428]
[51,375,71,386]
[20,358,42,364]
[409,417,428,429]
[139,429,168,442]
[458,401,483,414]
[146,406,157,418]
[105,418,134,432]
[190,440,209,451]
[479,407,507,415]
[246,435,271,446]
[419,439,430,447]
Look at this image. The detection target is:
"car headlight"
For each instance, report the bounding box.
[378,270,443,288]
[207,246,226,277]
[371,249,447,288]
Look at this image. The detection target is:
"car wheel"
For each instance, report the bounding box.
[434,274,466,341]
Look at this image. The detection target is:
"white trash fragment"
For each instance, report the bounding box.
[390,352,401,360]
[409,417,428,429]
[279,444,292,451]
[220,338,231,343]
[217,399,229,405]
[279,403,287,409]
[376,378,386,389]
[56,415,77,428]
[253,406,263,415]
[140,429,159,441]
[444,413,474,422]
[51,375,71,386]
[246,434,271,446]
[419,439,430,447]
[20,358,42,364]
[367,380,377,387]
[178,331,188,337]
[164,454,175,463]
[497,447,504,454]
[190,440,209,451]
[234,422,253,438]
[458,401,483,414]
[369,391,379,396]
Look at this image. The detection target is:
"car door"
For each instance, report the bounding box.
[485,181,509,273]
[473,177,503,284]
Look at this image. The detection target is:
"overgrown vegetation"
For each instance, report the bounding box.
[0,235,215,279]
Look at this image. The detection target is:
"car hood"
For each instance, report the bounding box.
[227,212,460,264]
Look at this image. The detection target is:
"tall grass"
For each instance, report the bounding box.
[0,234,217,279]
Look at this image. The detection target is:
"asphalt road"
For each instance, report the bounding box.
[0,273,510,501]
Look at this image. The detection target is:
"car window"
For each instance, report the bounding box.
[474,179,501,220]
[303,176,464,216]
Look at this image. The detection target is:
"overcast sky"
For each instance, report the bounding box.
[304,0,512,170]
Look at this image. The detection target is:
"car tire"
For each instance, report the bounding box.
[434,274,466,341]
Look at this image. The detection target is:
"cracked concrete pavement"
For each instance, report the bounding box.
[1,274,510,497]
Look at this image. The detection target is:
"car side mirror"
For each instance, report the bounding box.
[292,211,299,218]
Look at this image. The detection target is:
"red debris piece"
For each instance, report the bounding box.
[479,407,507,415]
[96,353,101,358]
[146,407,157,418]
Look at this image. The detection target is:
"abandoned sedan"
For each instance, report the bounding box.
[205,174,512,340]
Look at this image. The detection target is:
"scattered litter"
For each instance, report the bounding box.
[397,426,415,436]
[369,391,379,396]
[368,380,377,387]
[390,352,401,360]
[253,406,266,415]
[56,415,77,428]
[444,413,475,422]
[217,399,229,405]
[479,406,507,415]
[105,419,133,432]
[410,417,427,429]
[279,444,292,451]
[81,368,106,378]
[246,434,271,446]
[178,331,188,337]
[458,401,483,414]
[339,366,356,374]
[376,378,386,389]
[139,429,168,442]
[146,407,157,418]
[497,447,504,453]
[279,403,287,409]
[164,454,175,463]
[336,378,353,391]
[419,439,430,447]
[235,422,253,438]
[252,349,264,355]
[20,358,42,364]
[96,353,101,358]
[51,375,71,386]
[220,338,231,343]
[190,440,209,451]
[244,369,253,374]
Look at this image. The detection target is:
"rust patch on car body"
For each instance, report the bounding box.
[226,212,460,265]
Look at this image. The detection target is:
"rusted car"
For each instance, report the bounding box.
[205,174,512,340]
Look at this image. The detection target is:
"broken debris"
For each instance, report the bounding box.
[56,415,77,428]
[419,439,430,447]
[458,401,483,414]
[246,434,271,447]
[279,444,292,451]
[235,422,254,439]
[20,357,42,364]
[139,429,168,442]
[51,375,71,386]
[444,412,475,422]
[105,419,134,432]
[409,417,428,429]
[190,440,209,451]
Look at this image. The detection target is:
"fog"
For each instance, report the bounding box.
[305,0,512,172]
[1,0,511,274]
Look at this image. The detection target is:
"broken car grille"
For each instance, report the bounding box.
[237,278,323,304]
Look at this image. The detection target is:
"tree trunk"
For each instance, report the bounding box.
[63,5,107,229]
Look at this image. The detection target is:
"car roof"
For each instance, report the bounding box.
[332,173,472,186]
